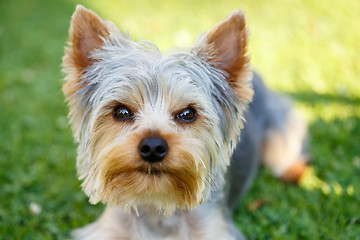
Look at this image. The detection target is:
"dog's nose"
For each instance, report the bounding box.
[138,137,168,163]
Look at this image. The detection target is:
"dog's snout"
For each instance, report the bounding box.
[138,137,168,163]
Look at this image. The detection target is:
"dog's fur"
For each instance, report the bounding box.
[62,5,307,239]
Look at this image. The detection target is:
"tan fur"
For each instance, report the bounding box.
[195,10,253,104]
[262,109,308,180]
[89,122,209,214]
[62,5,111,98]
[280,161,308,183]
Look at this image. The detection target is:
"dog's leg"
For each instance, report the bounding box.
[262,108,308,183]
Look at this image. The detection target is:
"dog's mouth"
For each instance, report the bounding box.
[136,165,168,176]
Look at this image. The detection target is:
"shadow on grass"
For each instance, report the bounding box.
[284,91,360,105]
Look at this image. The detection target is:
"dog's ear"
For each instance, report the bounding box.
[194,10,253,103]
[62,5,111,97]
[64,5,110,71]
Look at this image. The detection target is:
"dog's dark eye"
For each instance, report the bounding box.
[113,105,133,121]
[176,108,196,123]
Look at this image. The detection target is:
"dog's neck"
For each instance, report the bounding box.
[75,202,239,240]
[134,205,183,237]
[132,189,229,238]
[123,204,233,239]
[72,189,242,239]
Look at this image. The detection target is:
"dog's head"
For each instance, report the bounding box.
[62,5,252,215]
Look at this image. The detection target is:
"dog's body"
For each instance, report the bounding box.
[62,6,307,239]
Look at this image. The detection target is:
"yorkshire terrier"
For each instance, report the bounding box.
[62,5,308,239]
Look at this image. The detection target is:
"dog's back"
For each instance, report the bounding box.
[227,72,307,209]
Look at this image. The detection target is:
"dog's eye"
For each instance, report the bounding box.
[113,105,133,121]
[176,108,197,123]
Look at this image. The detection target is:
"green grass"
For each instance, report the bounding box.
[0,0,359,239]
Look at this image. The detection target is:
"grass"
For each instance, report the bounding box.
[0,0,359,239]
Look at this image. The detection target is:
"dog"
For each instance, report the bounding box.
[62,5,308,239]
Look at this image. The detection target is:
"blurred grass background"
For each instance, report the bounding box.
[0,0,359,239]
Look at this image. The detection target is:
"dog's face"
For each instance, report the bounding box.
[62,5,252,215]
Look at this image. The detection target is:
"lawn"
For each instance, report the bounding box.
[0,0,359,239]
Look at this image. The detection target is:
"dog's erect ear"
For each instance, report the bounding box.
[194,10,253,103]
[62,5,111,98]
[64,5,110,72]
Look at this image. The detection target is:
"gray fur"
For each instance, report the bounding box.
[70,71,296,240]
[69,35,246,207]
[63,9,306,239]
[226,72,293,210]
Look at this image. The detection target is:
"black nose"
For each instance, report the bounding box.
[138,137,168,163]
